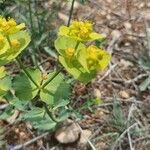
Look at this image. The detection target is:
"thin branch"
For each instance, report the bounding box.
[144,19,150,52]
[101,96,143,105]
[98,64,117,82]
[125,73,149,84]
[127,104,136,150]
[16,58,40,88]
[133,135,150,143]
[76,123,96,150]
[43,102,59,123]
[13,132,49,150]
[41,67,63,89]
[67,0,75,27]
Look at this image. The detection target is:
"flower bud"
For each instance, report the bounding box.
[66,48,75,57]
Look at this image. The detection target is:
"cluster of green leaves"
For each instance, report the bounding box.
[111,101,127,133]
[0,67,71,130]
[0,94,71,131]
[13,68,70,104]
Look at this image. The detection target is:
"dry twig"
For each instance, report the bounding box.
[13,132,49,150]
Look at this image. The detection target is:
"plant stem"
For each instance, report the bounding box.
[43,102,59,123]
[67,0,75,27]
[41,0,76,89]
[41,67,63,89]
[28,0,34,35]
[34,0,41,34]
[5,37,40,89]
[75,41,80,50]
[6,35,11,46]
[5,37,38,86]
[28,0,39,68]
[16,57,40,88]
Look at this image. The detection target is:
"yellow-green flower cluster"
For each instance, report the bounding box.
[86,45,110,71]
[0,17,25,35]
[55,21,111,83]
[0,16,30,66]
[59,21,104,41]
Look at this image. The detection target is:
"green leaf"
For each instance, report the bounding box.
[138,56,150,71]
[79,98,95,112]
[0,106,14,120]
[10,97,28,111]
[13,68,41,100]
[43,47,57,58]
[0,67,6,78]
[32,118,56,130]
[89,32,105,41]
[139,76,150,91]
[59,56,81,78]
[58,109,71,121]
[40,72,70,105]
[77,47,89,72]
[55,36,85,56]
[58,26,69,37]
[21,107,44,121]
[20,107,56,130]
[112,100,126,132]
[95,38,106,48]
[59,56,96,83]
[0,76,11,97]
[35,33,48,47]
[55,36,77,55]
[53,99,70,110]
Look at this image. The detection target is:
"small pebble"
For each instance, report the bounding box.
[55,122,80,144]
[119,91,130,99]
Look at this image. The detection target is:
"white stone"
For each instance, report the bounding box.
[55,122,80,144]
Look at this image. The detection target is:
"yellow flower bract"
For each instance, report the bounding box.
[0,16,25,35]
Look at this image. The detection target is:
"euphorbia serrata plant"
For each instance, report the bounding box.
[0,17,111,130]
